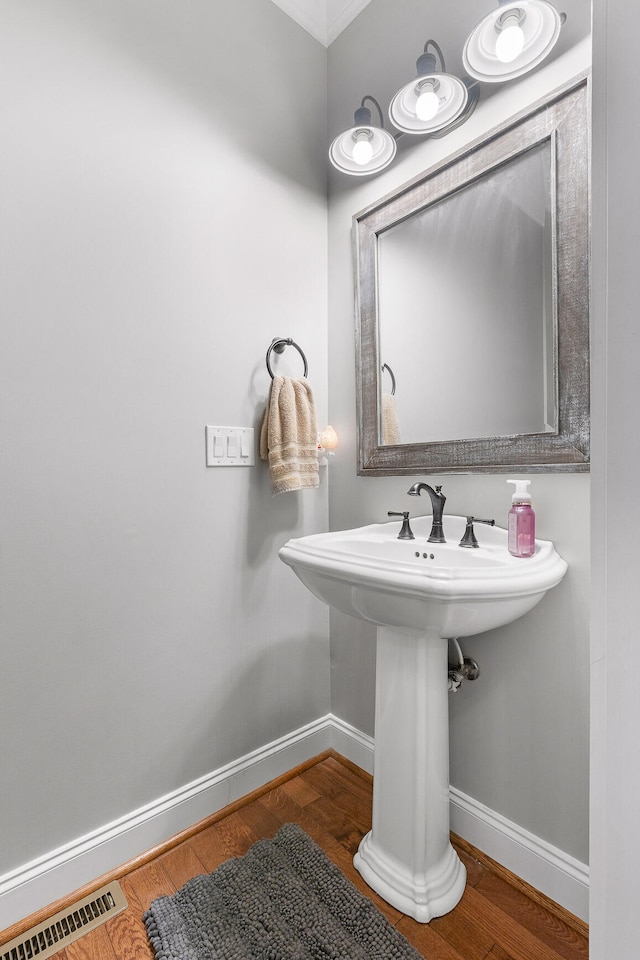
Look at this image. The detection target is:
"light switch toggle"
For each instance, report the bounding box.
[206,426,255,467]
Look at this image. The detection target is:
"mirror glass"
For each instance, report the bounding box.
[355,78,589,475]
[378,142,554,445]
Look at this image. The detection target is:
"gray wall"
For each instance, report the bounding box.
[327,1,591,864]
[590,0,640,953]
[0,0,328,887]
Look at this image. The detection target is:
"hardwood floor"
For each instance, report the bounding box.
[2,751,588,960]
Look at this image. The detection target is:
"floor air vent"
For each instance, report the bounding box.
[2,882,127,960]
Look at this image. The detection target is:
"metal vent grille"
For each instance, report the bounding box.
[1,882,127,960]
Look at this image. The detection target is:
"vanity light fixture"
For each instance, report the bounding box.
[463,0,564,83]
[389,41,473,135]
[330,9,565,177]
[329,96,397,176]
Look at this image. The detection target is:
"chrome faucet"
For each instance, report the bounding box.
[407,482,446,543]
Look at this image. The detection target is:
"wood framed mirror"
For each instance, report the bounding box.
[354,76,589,475]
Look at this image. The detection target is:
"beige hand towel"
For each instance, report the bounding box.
[260,375,319,494]
[381,392,401,445]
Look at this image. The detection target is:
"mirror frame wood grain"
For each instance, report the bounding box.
[354,76,590,476]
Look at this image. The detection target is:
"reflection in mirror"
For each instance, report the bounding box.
[355,77,589,475]
[378,142,554,444]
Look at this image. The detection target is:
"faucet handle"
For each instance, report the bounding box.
[459,516,495,548]
[388,511,415,541]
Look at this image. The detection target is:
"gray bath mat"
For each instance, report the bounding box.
[144,822,422,959]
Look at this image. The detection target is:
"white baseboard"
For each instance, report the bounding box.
[449,786,589,922]
[327,715,375,774]
[0,715,335,930]
[0,714,588,931]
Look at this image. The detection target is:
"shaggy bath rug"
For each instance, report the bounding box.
[144,822,422,959]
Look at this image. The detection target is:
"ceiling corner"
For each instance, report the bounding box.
[267,0,328,45]
[267,0,374,47]
[326,0,374,45]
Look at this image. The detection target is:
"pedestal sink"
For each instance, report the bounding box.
[279,514,567,922]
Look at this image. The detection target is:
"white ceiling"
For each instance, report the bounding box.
[268,0,374,46]
[270,1,592,58]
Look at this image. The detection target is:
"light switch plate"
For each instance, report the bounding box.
[206,426,255,467]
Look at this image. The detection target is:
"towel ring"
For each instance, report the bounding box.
[266,338,308,379]
[382,363,396,396]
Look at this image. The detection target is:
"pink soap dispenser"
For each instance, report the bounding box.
[507,479,535,558]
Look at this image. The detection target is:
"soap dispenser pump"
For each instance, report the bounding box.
[507,479,535,558]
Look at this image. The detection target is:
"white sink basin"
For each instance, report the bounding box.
[279,514,567,638]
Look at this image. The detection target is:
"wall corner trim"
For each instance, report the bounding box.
[0,714,588,931]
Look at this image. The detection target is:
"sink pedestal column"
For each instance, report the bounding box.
[354,626,466,922]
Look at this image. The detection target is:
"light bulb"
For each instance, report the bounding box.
[352,134,373,166]
[495,17,525,62]
[415,84,440,122]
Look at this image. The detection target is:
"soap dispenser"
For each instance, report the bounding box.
[507,479,535,558]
